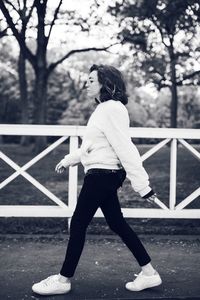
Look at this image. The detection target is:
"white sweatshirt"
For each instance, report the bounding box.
[61,100,151,197]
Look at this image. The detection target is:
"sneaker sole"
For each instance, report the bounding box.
[126,278,162,292]
[32,287,71,295]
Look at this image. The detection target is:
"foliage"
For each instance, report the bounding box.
[0,41,20,124]
[109,0,200,86]
[47,69,77,125]
[155,86,200,128]
[0,0,199,132]
[108,0,200,127]
[178,86,200,128]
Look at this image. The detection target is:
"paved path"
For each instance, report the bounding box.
[0,234,199,300]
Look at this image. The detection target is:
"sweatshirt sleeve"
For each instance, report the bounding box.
[61,148,81,167]
[101,102,151,197]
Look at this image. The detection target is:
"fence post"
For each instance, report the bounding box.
[169,138,177,210]
[68,136,79,231]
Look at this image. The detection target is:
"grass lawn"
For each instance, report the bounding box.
[0,142,199,234]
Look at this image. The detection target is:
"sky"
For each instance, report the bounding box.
[47,0,119,50]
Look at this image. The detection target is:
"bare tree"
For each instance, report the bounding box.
[4,0,35,145]
[0,0,116,152]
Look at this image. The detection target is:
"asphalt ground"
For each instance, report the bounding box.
[0,234,199,300]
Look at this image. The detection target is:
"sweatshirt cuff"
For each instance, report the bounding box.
[138,186,152,197]
[142,189,155,199]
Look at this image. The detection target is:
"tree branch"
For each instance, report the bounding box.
[4,0,19,14]
[150,15,169,48]
[176,70,200,85]
[26,0,36,23]
[0,27,7,38]
[174,51,190,59]
[47,43,119,76]
[157,83,171,89]
[154,78,170,90]
[0,0,36,67]
[17,0,21,10]
[46,0,62,43]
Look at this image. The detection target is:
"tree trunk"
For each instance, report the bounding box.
[170,63,178,128]
[168,43,178,128]
[18,50,30,146]
[33,67,48,153]
[32,1,48,154]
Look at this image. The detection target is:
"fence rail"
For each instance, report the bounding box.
[0,125,200,219]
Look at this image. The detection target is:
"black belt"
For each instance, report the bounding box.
[86,168,123,175]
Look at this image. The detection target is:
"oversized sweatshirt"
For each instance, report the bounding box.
[61,99,151,197]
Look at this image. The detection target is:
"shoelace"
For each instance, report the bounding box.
[133,271,144,281]
[133,271,156,280]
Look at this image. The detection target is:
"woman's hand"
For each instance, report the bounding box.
[146,194,157,204]
[55,161,66,174]
[146,194,168,210]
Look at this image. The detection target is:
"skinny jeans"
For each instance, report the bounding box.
[60,169,151,277]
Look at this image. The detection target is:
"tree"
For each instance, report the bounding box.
[0,0,116,152]
[47,69,77,125]
[0,42,21,142]
[109,0,200,127]
[153,86,200,128]
[4,0,35,145]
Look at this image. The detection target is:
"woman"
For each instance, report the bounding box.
[32,64,162,295]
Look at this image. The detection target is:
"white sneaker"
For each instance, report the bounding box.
[32,274,71,295]
[125,271,162,292]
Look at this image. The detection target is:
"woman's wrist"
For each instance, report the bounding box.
[138,186,152,197]
[142,189,155,199]
[61,158,69,168]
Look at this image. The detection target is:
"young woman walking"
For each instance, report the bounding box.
[32,64,162,295]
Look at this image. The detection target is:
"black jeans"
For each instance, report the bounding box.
[60,169,151,278]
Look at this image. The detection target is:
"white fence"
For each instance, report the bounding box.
[0,124,200,219]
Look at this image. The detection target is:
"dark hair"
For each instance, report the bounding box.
[89,64,128,105]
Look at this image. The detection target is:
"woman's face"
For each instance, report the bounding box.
[86,70,101,99]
